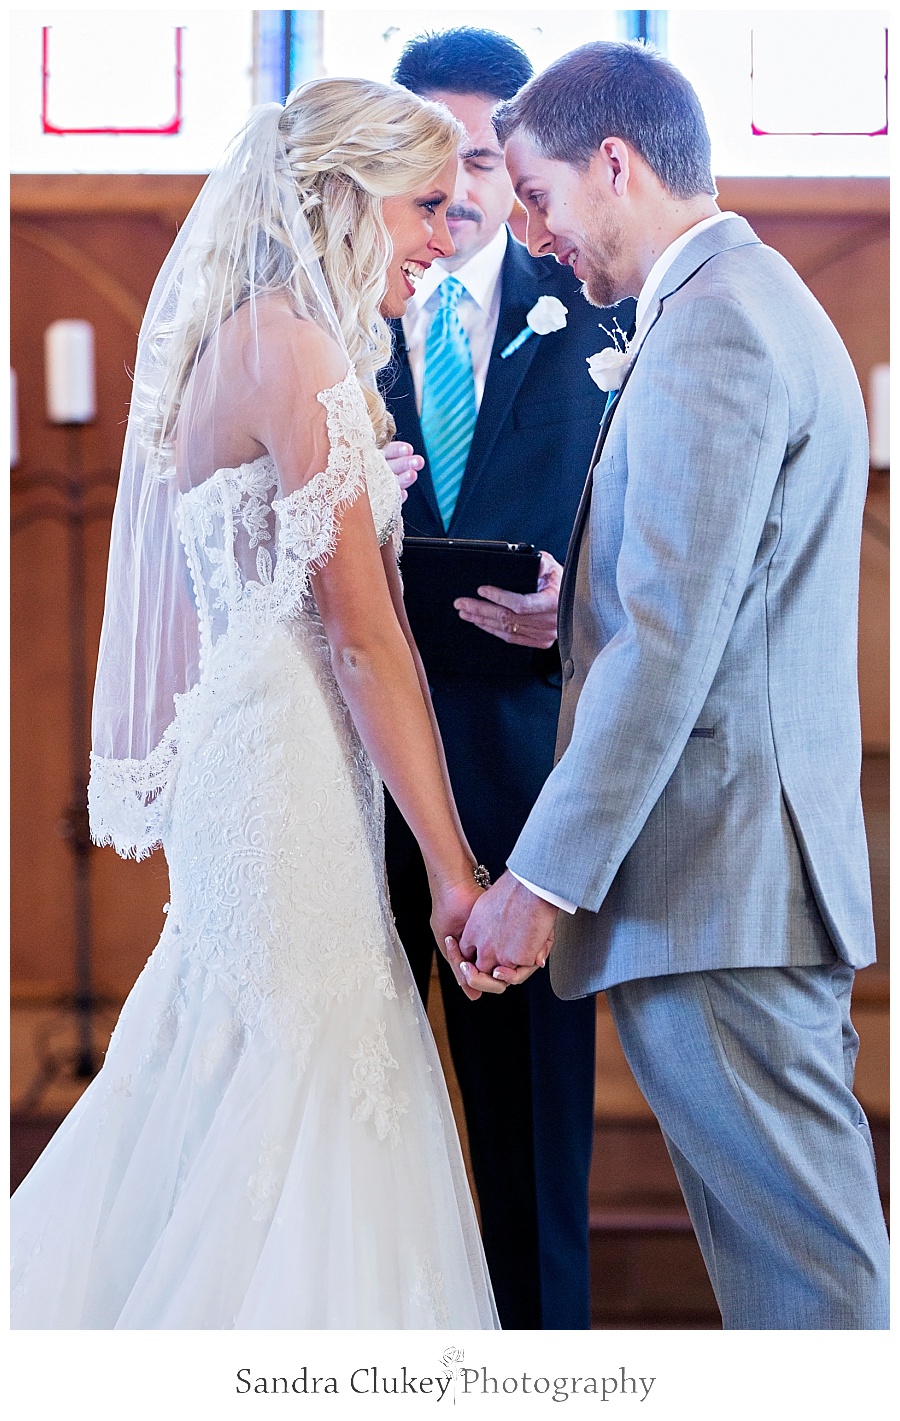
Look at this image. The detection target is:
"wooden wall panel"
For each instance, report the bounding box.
[11,188,200,997]
[858,475,890,751]
[10,176,890,996]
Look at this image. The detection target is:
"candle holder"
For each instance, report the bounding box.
[867,364,890,473]
[11,425,119,1110]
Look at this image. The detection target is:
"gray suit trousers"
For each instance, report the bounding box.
[607,961,889,1328]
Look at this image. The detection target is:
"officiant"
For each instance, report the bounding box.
[382,27,635,1330]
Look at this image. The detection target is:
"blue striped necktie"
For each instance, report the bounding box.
[420,276,477,529]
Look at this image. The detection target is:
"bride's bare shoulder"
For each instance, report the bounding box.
[232,293,350,396]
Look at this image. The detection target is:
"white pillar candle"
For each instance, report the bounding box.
[45,319,96,424]
[867,363,890,470]
[10,368,19,468]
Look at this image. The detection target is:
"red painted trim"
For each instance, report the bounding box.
[41,25,183,136]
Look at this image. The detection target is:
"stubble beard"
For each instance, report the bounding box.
[580,262,619,308]
[577,199,625,308]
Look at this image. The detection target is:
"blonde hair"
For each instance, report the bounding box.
[279,78,461,442]
[150,79,461,452]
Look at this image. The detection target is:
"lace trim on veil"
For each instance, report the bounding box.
[88,714,186,861]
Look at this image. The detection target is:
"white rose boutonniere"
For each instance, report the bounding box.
[500,295,568,359]
[586,319,634,393]
[586,347,631,393]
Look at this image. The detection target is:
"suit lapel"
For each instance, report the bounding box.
[448,238,543,531]
[556,335,650,639]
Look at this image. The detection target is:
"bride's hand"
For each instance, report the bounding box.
[429,877,506,1000]
[383,440,423,502]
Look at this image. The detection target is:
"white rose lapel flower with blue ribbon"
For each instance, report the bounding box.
[500,295,568,359]
[586,318,633,393]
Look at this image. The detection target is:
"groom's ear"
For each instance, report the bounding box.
[593,138,631,198]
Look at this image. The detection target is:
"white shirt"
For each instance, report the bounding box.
[401,225,508,411]
[513,211,736,918]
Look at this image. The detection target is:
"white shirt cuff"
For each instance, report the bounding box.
[510,871,577,915]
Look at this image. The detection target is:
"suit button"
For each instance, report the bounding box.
[563,658,574,680]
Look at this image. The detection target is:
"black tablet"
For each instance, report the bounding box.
[400,537,541,678]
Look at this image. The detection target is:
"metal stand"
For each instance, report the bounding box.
[11,430,118,1109]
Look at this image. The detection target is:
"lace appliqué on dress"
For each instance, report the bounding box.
[247,1136,288,1223]
[194,1018,247,1087]
[88,729,181,862]
[350,1021,409,1146]
[412,1256,451,1328]
[273,378,371,581]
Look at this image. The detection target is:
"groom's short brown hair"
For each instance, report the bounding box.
[494,40,717,200]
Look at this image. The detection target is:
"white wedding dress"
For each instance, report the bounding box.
[11,371,499,1330]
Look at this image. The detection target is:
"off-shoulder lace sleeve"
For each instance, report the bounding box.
[272,370,400,592]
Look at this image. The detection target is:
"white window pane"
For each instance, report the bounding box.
[752,14,886,135]
[11,9,254,173]
[321,9,618,86]
[43,14,181,132]
[668,8,889,176]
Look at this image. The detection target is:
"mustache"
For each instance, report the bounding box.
[446,204,482,224]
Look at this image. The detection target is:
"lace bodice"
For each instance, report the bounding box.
[89,370,402,860]
[177,371,402,663]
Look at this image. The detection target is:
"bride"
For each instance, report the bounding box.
[11,78,503,1329]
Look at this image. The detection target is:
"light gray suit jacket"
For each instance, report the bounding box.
[508,216,876,998]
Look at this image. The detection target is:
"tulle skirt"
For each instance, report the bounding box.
[11,916,498,1329]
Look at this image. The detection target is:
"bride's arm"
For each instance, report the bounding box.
[310,501,502,998]
[245,310,501,996]
[380,545,468,849]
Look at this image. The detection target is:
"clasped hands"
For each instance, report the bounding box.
[386,442,562,1000]
[431,871,559,1002]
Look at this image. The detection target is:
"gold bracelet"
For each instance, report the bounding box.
[473,864,491,889]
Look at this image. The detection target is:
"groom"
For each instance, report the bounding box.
[460,40,890,1328]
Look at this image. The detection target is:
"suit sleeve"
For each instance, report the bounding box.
[508,293,790,911]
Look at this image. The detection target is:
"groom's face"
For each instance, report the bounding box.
[505,133,628,307]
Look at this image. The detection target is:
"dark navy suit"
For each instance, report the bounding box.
[383,231,636,1329]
